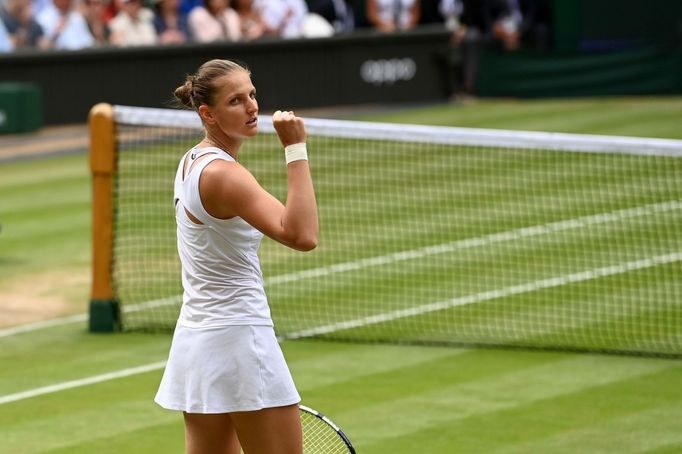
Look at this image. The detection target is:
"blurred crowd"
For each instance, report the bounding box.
[0,0,550,54]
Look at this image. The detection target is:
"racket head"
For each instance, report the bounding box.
[299,404,356,454]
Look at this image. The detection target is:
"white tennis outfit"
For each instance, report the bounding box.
[154,146,300,413]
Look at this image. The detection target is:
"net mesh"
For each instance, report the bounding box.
[109,106,682,356]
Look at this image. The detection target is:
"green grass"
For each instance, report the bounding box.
[1,331,681,453]
[0,154,91,322]
[1,97,682,453]
[351,97,682,139]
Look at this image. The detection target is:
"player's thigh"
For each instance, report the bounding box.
[183,412,240,454]
[230,404,302,454]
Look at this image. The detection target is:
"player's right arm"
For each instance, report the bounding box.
[200,113,319,251]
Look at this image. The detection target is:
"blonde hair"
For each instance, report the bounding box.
[174,59,250,110]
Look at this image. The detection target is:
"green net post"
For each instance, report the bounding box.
[89,300,121,332]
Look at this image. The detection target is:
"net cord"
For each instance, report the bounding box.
[114,105,682,157]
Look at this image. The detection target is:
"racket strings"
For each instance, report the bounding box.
[301,411,351,453]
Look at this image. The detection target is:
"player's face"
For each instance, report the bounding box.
[209,70,259,139]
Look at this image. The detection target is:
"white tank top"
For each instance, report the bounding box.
[173,146,273,328]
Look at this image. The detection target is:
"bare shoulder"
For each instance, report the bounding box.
[200,158,261,199]
[202,158,252,182]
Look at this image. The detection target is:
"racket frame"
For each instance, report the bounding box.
[299,404,357,454]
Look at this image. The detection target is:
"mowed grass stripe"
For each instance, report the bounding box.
[473,366,682,453]
[2,342,678,454]
[289,341,469,391]
[353,98,682,139]
[0,370,178,454]
[39,420,184,454]
[0,339,461,405]
[350,355,680,453]
[358,368,682,453]
[0,330,172,395]
[0,153,87,187]
[0,154,91,286]
[492,405,682,454]
[0,341,466,453]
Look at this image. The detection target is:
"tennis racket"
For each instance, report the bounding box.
[300,405,356,453]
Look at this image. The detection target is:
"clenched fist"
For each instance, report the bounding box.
[272,110,306,148]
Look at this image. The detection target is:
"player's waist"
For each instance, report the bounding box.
[178,292,273,328]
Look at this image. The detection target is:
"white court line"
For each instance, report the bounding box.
[0,361,167,405]
[267,200,681,285]
[1,199,679,339]
[1,251,679,405]
[283,252,682,339]
[0,297,182,339]
[0,314,88,338]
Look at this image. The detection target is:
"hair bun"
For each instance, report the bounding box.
[173,76,194,109]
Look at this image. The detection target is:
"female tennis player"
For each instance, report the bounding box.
[155,59,318,454]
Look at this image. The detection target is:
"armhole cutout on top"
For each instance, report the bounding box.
[185,207,204,225]
[176,198,204,225]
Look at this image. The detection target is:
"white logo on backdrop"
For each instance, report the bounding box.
[0,110,6,126]
[360,58,417,86]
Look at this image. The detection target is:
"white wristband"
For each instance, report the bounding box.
[284,142,308,164]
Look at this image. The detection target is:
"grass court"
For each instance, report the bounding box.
[1,97,682,453]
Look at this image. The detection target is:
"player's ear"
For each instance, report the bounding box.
[198,104,215,125]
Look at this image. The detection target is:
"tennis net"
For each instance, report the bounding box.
[97,105,682,356]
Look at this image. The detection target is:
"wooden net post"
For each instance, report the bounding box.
[88,103,120,332]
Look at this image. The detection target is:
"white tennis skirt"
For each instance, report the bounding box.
[154,324,300,414]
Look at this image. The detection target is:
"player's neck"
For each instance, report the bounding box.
[201,134,241,160]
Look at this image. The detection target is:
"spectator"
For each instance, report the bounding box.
[178,0,201,15]
[81,0,110,46]
[109,0,157,46]
[31,0,52,16]
[254,0,307,38]
[419,0,445,26]
[458,0,521,50]
[440,0,521,97]
[102,0,120,22]
[518,0,550,51]
[1,0,50,50]
[300,11,333,37]
[37,0,95,50]
[188,0,241,42]
[153,0,191,44]
[311,0,354,34]
[0,15,12,51]
[439,0,462,31]
[490,0,521,51]
[365,0,420,33]
[233,0,266,40]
